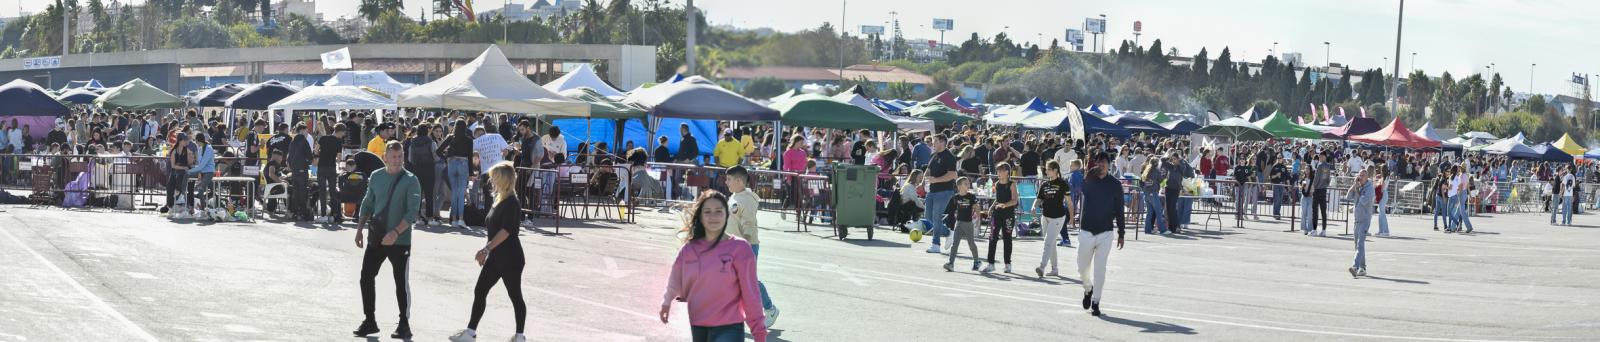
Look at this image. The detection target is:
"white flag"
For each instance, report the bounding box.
[321,47,352,70]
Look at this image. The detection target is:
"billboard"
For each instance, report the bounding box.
[1134,20,1142,33]
[861,25,885,35]
[1084,18,1106,34]
[1065,29,1085,51]
[932,18,953,31]
[22,56,61,70]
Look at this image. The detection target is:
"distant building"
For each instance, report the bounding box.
[330,16,368,41]
[1281,52,1303,68]
[1550,94,1598,118]
[479,2,536,22]
[276,0,321,22]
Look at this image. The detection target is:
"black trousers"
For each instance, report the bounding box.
[987,208,1015,265]
[319,171,340,219]
[411,165,436,220]
[1165,187,1181,233]
[360,243,411,323]
[467,257,527,333]
[1312,188,1329,231]
[290,169,309,219]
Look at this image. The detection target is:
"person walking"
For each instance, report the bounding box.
[1300,167,1316,235]
[1141,156,1167,235]
[923,134,958,254]
[721,166,778,328]
[983,163,1020,273]
[1034,160,1074,278]
[352,141,422,339]
[1433,167,1452,231]
[659,191,769,342]
[1450,165,1474,233]
[1078,152,1125,317]
[942,178,982,272]
[448,162,528,342]
[1346,168,1376,277]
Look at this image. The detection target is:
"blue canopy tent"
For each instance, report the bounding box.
[1020,97,1054,113]
[1161,119,1201,135]
[0,79,72,142]
[954,96,976,109]
[874,98,909,113]
[59,79,104,91]
[226,81,302,110]
[1106,114,1172,135]
[190,84,245,107]
[1585,148,1600,159]
[622,80,779,160]
[55,88,101,105]
[1031,102,1129,139]
[1531,143,1575,163]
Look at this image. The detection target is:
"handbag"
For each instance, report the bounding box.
[368,172,406,242]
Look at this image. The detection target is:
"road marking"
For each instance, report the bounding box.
[529,287,656,321]
[597,257,637,279]
[123,272,157,280]
[0,227,159,342]
[0,332,28,341]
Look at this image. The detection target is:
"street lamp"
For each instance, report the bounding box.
[1530,63,1537,96]
[1324,41,1332,105]
[1410,52,1416,72]
[1098,14,1107,53]
[1271,42,1278,58]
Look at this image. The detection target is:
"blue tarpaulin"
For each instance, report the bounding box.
[553,118,718,157]
[1055,109,1131,138]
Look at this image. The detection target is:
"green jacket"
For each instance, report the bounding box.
[360,168,421,245]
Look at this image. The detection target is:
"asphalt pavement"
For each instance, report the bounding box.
[1,204,1598,341]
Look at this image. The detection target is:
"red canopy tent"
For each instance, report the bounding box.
[1350,118,1441,148]
[923,91,978,114]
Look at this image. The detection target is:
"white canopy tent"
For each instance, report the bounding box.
[984,107,1046,127]
[324,71,415,99]
[541,63,625,97]
[832,92,935,133]
[397,45,590,117]
[268,85,398,112]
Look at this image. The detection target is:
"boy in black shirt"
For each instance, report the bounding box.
[316,124,347,223]
[942,177,981,272]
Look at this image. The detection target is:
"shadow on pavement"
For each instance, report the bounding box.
[415,224,488,237]
[1099,315,1199,335]
[1362,275,1430,285]
[833,236,911,248]
[768,329,794,342]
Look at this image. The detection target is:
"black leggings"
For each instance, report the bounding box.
[360,244,411,323]
[412,165,436,220]
[319,171,339,218]
[1312,188,1329,231]
[467,258,527,333]
[987,208,1015,265]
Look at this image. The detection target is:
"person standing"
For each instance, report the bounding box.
[1561,165,1576,226]
[923,134,958,254]
[406,123,439,226]
[1078,152,1125,317]
[942,177,982,272]
[984,163,1020,273]
[287,123,315,221]
[166,133,195,218]
[1270,157,1290,220]
[1141,156,1166,235]
[448,162,528,342]
[675,124,699,165]
[1164,152,1189,234]
[713,130,743,168]
[368,123,394,158]
[659,191,769,342]
[440,120,474,228]
[1312,154,1333,237]
[1034,160,1074,278]
[317,124,347,224]
[721,166,778,327]
[352,141,422,339]
[1375,165,1391,237]
[1346,168,1376,278]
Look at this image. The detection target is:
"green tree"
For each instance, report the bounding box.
[1521,94,1548,114]
[358,0,404,22]
[361,12,421,43]
[166,17,234,49]
[740,76,788,99]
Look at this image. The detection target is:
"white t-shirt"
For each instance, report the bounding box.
[1347,156,1365,175]
[473,134,509,173]
[541,135,567,159]
[1448,175,1461,197]
[1053,148,1077,172]
[1563,173,1575,197]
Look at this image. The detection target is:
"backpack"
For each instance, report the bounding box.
[408,137,436,166]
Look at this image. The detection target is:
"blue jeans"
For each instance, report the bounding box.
[1556,195,1574,225]
[1300,194,1314,232]
[1453,195,1473,231]
[751,244,773,310]
[447,158,470,221]
[923,190,954,246]
[1179,197,1193,229]
[1142,191,1164,233]
[1271,186,1286,217]
[1433,195,1447,229]
[690,323,745,342]
[1353,216,1368,269]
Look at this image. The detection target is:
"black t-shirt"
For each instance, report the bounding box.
[850,140,867,164]
[1020,151,1040,177]
[945,193,978,222]
[927,150,957,193]
[268,133,291,156]
[317,135,342,170]
[653,145,672,163]
[959,157,981,175]
[486,197,525,264]
[1039,178,1069,218]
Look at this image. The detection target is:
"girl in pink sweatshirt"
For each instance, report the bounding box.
[660,191,768,342]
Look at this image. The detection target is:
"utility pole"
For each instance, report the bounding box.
[1389,0,1403,114]
[502,0,510,43]
[1529,63,1536,97]
[62,4,70,56]
[838,0,846,84]
[1324,41,1332,105]
[685,0,697,75]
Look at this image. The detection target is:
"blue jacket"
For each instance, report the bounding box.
[1080,172,1126,237]
[189,145,216,174]
[912,143,932,168]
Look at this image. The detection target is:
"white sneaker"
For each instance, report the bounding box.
[1318,231,1327,237]
[1005,264,1013,273]
[508,334,526,342]
[455,220,467,228]
[448,329,476,342]
[522,218,536,227]
[981,264,995,273]
[925,244,940,253]
[1046,270,1061,277]
[764,306,779,328]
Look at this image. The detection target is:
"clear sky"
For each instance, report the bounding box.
[7,0,1596,97]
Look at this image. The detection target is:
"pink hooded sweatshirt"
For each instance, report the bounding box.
[661,236,768,341]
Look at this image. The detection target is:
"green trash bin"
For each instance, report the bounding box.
[830,164,879,240]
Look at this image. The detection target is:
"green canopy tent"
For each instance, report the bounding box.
[557,87,647,119]
[1252,111,1323,140]
[1196,117,1274,141]
[908,102,975,125]
[94,79,185,110]
[1149,111,1175,124]
[772,93,897,131]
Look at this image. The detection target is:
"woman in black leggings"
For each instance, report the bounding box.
[984,163,1020,273]
[449,161,527,342]
[166,133,194,216]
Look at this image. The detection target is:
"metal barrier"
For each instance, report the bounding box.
[0,154,171,209]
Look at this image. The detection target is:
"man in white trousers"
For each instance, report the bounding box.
[1078,152,1126,317]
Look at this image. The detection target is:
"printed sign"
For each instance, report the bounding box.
[932,18,953,31]
[23,56,62,70]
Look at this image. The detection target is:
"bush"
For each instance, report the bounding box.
[741,77,789,99]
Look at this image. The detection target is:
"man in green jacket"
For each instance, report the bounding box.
[353,141,422,339]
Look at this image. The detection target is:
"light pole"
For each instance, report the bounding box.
[1271,42,1278,58]
[1324,41,1332,105]
[1389,0,1404,114]
[837,0,846,84]
[686,0,697,75]
[502,0,510,42]
[888,11,898,60]
[1410,52,1416,72]
[1098,14,1107,53]
[1529,63,1536,96]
